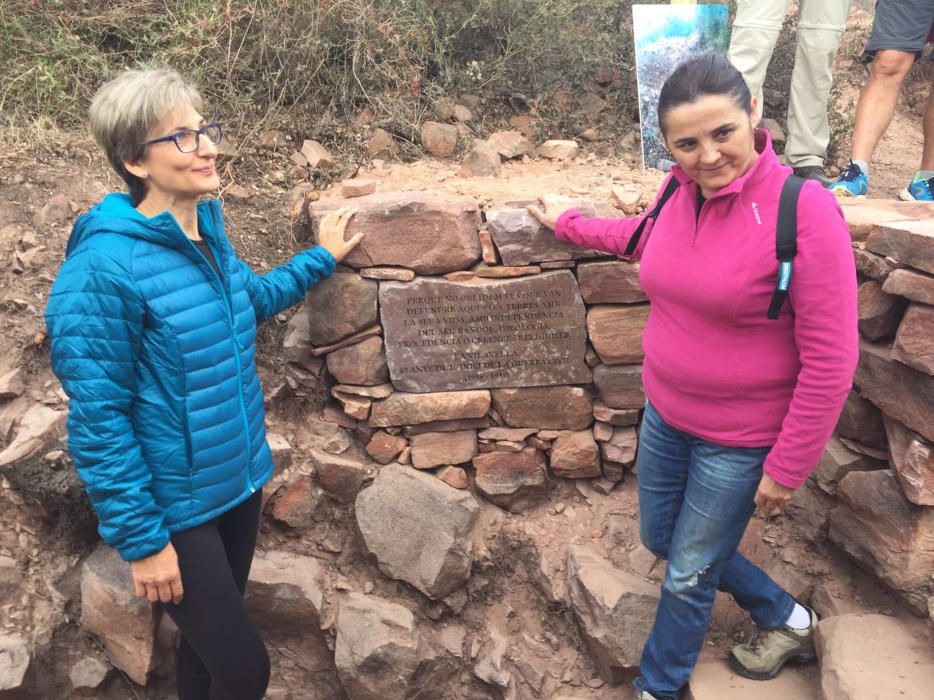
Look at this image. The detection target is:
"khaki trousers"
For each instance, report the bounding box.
[729,0,851,168]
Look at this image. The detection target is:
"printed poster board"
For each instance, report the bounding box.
[632,3,730,169]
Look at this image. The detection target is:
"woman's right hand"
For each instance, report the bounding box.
[130,542,184,604]
[526,195,572,231]
[318,207,363,263]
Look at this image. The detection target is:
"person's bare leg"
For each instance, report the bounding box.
[850,49,915,165]
[921,75,934,170]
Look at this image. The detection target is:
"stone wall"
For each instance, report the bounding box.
[297,189,646,515]
[813,206,934,618]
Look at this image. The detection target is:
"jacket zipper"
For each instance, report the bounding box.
[188,237,256,494]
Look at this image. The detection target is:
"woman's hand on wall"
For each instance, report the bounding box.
[131,542,184,604]
[527,195,572,231]
[318,207,363,263]
[754,473,796,515]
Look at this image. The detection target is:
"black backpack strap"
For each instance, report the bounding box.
[767,174,805,320]
[623,176,681,256]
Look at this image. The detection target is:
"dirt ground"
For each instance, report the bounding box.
[1,12,932,696]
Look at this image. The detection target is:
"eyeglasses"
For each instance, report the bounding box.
[143,123,223,153]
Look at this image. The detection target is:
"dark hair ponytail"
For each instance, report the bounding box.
[657,53,752,135]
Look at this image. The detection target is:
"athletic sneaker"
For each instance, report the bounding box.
[729,606,818,680]
[900,174,934,202]
[828,162,868,197]
[792,165,832,187]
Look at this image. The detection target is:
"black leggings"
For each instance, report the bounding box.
[163,491,269,700]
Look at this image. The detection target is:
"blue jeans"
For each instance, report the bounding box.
[634,402,795,700]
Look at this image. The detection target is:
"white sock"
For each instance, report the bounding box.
[784,602,811,630]
[853,159,869,180]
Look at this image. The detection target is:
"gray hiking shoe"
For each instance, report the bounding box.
[792,165,832,187]
[729,606,818,680]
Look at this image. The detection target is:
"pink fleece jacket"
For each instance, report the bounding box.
[555,131,858,488]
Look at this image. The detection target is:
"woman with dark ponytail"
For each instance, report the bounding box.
[530,54,858,700]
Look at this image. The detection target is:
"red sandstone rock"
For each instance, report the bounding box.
[410,430,477,469]
[599,427,638,466]
[326,336,389,386]
[305,272,378,346]
[536,140,580,160]
[478,427,537,442]
[566,545,659,685]
[300,139,336,169]
[404,417,491,435]
[491,386,592,430]
[358,267,415,282]
[587,305,650,365]
[365,128,399,158]
[365,431,407,465]
[269,471,319,527]
[891,303,934,375]
[579,93,607,115]
[839,199,930,240]
[592,402,640,427]
[311,449,369,503]
[487,130,534,160]
[689,661,817,699]
[0,368,25,400]
[331,392,371,420]
[592,364,645,410]
[308,191,481,275]
[421,121,458,157]
[478,229,498,264]
[459,141,503,178]
[882,268,934,305]
[853,247,902,281]
[437,466,469,490]
[812,434,885,495]
[884,415,934,506]
[576,261,646,304]
[865,219,934,274]
[759,118,785,145]
[370,390,491,427]
[550,430,602,479]
[836,390,886,448]
[80,545,161,685]
[486,204,602,266]
[473,447,550,512]
[829,469,934,614]
[857,280,905,340]
[508,115,536,139]
[341,178,377,198]
[816,614,934,699]
[355,464,479,599]
[855,340,934,441]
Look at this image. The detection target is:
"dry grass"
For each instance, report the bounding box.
[0,0,637,151]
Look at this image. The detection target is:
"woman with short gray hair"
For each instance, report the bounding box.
[46,68,361,699]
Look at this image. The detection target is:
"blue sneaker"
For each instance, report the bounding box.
[900,175,934,202]
[828,162,868,198]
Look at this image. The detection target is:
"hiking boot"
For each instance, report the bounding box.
[792,165,832,187]
[634,691,660,700]
[828,161,868,197]
[900,174,934,202]
[729,607,818,680]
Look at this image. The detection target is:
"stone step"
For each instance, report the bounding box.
[688,659,819,699]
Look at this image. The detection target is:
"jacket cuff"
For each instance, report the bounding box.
[554,209,582,242]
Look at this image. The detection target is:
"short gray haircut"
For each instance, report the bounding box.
[89,69,204,204]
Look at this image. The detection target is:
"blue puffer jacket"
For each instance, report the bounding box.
[45,193,335,561]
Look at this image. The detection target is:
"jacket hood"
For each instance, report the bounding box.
[66,193,224,258]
